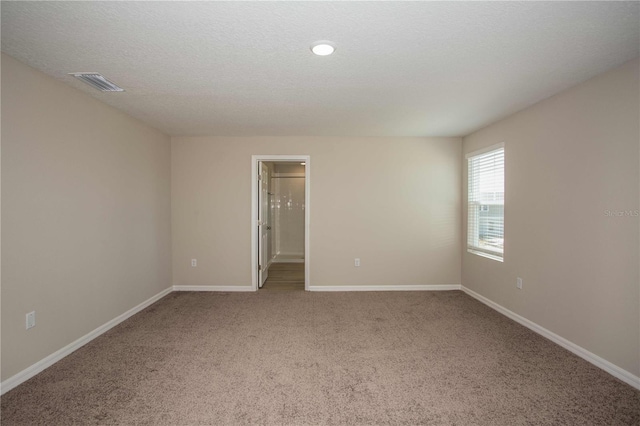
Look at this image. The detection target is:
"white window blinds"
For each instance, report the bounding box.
[467,145,504,261]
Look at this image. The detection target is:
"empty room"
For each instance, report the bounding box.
[1,1,639,425]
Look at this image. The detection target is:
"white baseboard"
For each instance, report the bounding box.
[173,285,254,292]
[0,286,173,395]
[309,284,461,292]
[461,286,640,391]
[272,253,305,264]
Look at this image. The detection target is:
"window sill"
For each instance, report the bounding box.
[467,249,503,262]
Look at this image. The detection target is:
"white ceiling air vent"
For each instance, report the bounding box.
[69,73,124,92]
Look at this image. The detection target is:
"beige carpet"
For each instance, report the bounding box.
[1,291,638,425]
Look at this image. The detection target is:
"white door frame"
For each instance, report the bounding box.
[251,155,310,291]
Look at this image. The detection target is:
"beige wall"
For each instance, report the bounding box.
[273,163,305,175]
[1,54,172,380]
[172,136,461,288]
[462,58,640,375]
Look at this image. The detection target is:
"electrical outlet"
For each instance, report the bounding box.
[26,311,36,330]
[354,258,360,267]
[191,259,197,267]
[516,277,523,290]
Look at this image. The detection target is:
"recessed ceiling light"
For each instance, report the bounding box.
[310,41,335,56]
[69,72,124,92]
[300,162,306,166]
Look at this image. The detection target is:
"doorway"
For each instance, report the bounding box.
[251,155,310,291]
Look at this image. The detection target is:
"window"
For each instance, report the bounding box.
[467,144,504,261]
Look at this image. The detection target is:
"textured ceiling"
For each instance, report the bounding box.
[2,1,638,137]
